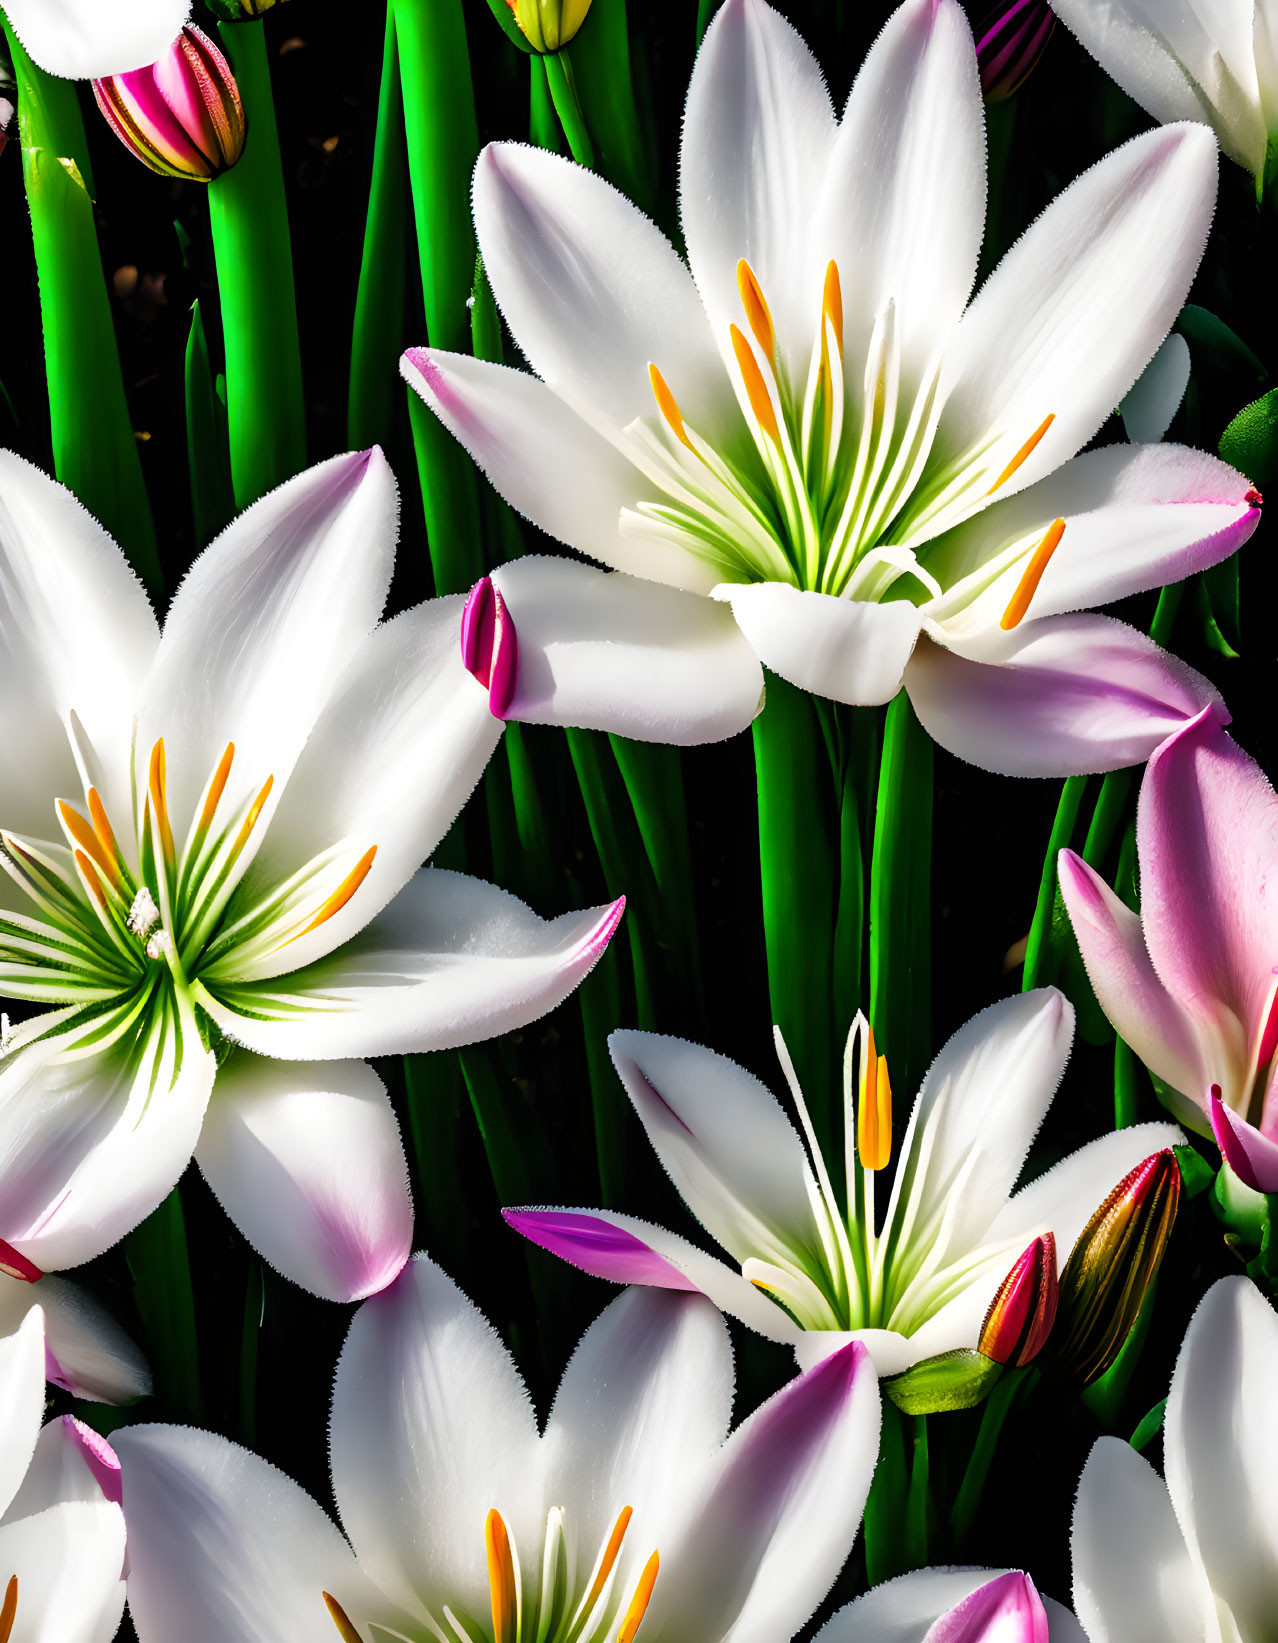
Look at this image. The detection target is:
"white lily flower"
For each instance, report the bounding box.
[404,0,1259,777]
[507,990,1182,1376]
[0,1306,129,1642]
[115,1253,881,1643]
[817,1567,1085,1643]
[2,0,190,81]
[1072,1274,1278,1643]
[0,449,623,1303]
[1051,0,1278,189]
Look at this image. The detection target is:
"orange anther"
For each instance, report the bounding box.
[730,324,780,443]
[736,258,776,359]
[649,364,695,452]
[822,260,844,357]
[281,846,378,948]
[198,742,236,838]
[486,1509,518,1643]
[322,1593,361,1643]
[618,1550,659,1643]
[1000,517,1066,631]
[986,413,1055,495]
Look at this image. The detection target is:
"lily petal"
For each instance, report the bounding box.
[905,614,1224,777]
[2,0,191,79]
[199,869,623,1060]
[0,1274,150,1405]
[0,1499,126,1643]
[0,1307,45,1520]
[1210,1091,1278,1192]
[194,1053,412,1303]
[4,1416,120,1519]
[816,1567,1084,1643]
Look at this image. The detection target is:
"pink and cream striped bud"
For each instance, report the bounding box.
[976,0,1056,102]
[978,1233,1058,1367]
[461,575,519,719]
[92,27,246,183]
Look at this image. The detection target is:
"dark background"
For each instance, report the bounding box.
[0,0,1270,1631]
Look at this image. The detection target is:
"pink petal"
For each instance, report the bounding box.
[924,1571,1050,1643]
[1210,1088,1278,1193]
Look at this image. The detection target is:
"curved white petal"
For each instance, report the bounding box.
[0,1499,125,1643]
[4,1415,120,1520]
[544,1288,733,1587]
[2,0,190,79]
[793,1325,947,1380]
[194,1053,412,1303]
[116,1424,386,1643]
[329,1253,541,1624]
[714,582,921,706]
[135,450,397,841]
[607,1028,825,1270]
[905,614,1224,777]
[0,1025,216,1273]
[0,452,158,841]
[680,0,837,364]
[1072,1437,1205,1643]
[474,143,724,432]
[1163,1275,1278,1640]
[651,1342,879,1643]
[1121,334,1192,443]
[0,1308,46,1520]
[199,869,623,1060]
[234,595,503,981]
[817,1566,1084,1643]
[489,557,764,744]
[503,1205,802,1344]
[0,1274,150,1405]
[817,0,985,380]
[929,124,1218,505]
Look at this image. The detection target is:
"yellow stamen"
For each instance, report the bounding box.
[730,324,780,443]
[87,788,123,877]
[73,850,110,915]
[280,846,378,948]
[486,1508,518,1643]
[857,1024,892,1171]
[198,742,236,837]
[618,1550,659,1643]
[229,774,275,861]
[322,1592,361,1643]
[1000,517,1067,631]
[58,801,120,890]
[649,363,695,452]
[822,260,844,358]
[148,739,175,870]
[736,258,776,359]
[582,1505,633,1614]
[0,1576,15,1643]
[986,412,1055,495]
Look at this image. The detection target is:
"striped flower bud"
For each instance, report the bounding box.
[507,0,593,53]
[976,0,1056,102]
[92,27,246,183]
[1051,1150,1180,1385]
[978,1233,1058,1367]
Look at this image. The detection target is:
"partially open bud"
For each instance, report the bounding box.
[976,0,1056,102]
[978,1233,1058,1367]
[1051,1150,1180,1385]
[208,0,288,16]
[461,575,519,719]
[91,27,246,183]
[507,0,593,53]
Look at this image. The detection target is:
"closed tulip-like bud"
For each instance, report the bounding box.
[1052,1150,1180,1385]
[976,0,1056,102]
[208,0,287,16]
[979,1233,1058,1367]
[91,27,246,183]
[507,0,593,53]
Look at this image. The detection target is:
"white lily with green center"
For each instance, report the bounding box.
[114,1254,880,1643]
[0,448,626,1304]
[405,0,1260,777]
[507,990,1181,1377]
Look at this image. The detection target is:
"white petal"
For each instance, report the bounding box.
[0,1499,125,1643]
[0,1308,46,1520]
[1121,334,1192,443]
[680,0,837,363]
[474,143,724,431]
[608,1028,825,1270]
[234,595,503,981]
[199,868,623,1060]
[115,1424,386,1643]
[329,1253,541,1623]
[2,0,190,78]
[195,1053,412,1303]
[905,614,1224,777]
[0,1026,216,1273]
[4,1416,120,1520]
[928,125,1218,505]
[713,582,921,706]
[1163,1275,1278,1640]
[815,1567,1084,1643]
[1072,1438,1205,1643]
[651,1342,879,1643]
[817,0,985,380]
[793,1326,941,1380]
[489,557,764,743]
[0,1274,150,1405]
[0,452,158,841]
[135,450,397,841]
[543,1288,733,1587]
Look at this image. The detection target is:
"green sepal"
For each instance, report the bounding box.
[1172,1141,1216,1199]
[1212,1157,1267,1243]
[1129,1397,1167,1453]
[882,1348,1004,1415]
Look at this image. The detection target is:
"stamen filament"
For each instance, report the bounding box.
[617,1551,659,1643]
[986,412,1055,495]
[278,845,377,949]
[1000,517,1066,631]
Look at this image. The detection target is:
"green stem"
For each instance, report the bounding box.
[209,20,306,509]
[905,1415,931,1570]
[529,54,562,151]
[948,1366,1038,1551]
[862,1400,909,1585]
[403,1052,474,1280]
[1022,776,1087,991]
[696,0,719,43]
[544,49,594,166]
[125,1188,203,1422]
[570,0,652,209]
[1081,768,1133,871]
[184,301,235,549]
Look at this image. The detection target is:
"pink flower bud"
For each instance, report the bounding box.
[976,0,1056,102]
[461,575,519,719]
[92,27,246,183]
[978,1233,1058,1367]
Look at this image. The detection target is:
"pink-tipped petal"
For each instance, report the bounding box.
[62,1417,123,1508]
[504,1209,700,1290]
[460,576,492,678]
[924,1571,1051,1643]
[0,1240,42,1283]
[488,586,519,717]
[1210,1088,1278,1193]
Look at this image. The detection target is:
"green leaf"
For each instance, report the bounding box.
[1219,385,1278,488]
[1178,305,1266,383]
[1130,1397,1167,1453]
[1173,1141,1217,1199]
[882,1348,1004,1415]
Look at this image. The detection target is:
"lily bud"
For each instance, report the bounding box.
[979,1233,1058,1367]
[1052,1150,1180,1385]
[91,27,246,183]
[461,575,519,718]
[507,0,593,53]
[207,0,287,16]
[976,0,1056,102]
